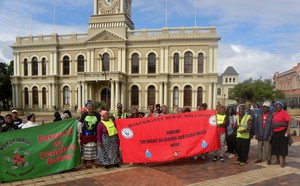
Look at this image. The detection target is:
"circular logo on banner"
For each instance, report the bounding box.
[121,128,134,139]
[209,115,217,126]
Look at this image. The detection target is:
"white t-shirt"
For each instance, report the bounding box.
[21,121,40,129]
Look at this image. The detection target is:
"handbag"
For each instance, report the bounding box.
[288,134,293,146]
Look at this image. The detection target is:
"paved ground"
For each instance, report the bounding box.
[1,113,300,186]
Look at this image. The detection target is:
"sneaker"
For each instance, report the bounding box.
[234,161,240,164]
[239,162,246,166]
[227,154,235,158]
[220,156,224,162]
[213,156,218,162]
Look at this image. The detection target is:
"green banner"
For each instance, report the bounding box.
[0,118,81,182]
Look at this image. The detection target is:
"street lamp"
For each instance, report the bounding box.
[223,94,226,106]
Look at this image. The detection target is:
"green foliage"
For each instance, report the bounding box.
[93,101,109,111]
[228,78,285,103]
[0,61,13,110]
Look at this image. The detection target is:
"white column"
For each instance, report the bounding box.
[212,82,217,109]
[15,85,19,108]
[179,57,183,73]
[170,90,173,110]
[12,85,16,108]
[29,90,32,109]
[38,90,43,109]
[192,90,196,110]
[213,46,218,73]
[28,62,32,76]
[164,82,167,105]
[54,52,58,75]
[94,0,97,15]
[138,90,142,110]
[122,48,126,73]
[118,49,122,72]
[17,53,20,76]
[159,82,163,104]
[164,47,169,73]
[13,54,17,75]
[121,82,126,107]
[111,81,115,110]
[89,85,92,102]
[160,47,164,73]
[208,83,212,109]
[209,46,213,73]
[120,0,124,13]
[78,83,82,109]
[193,57,197,73]
[144,90,148,107]
[179,90,183,107]
[49,84,52,109]
[116,81,120,104]
[91,50,95,72]
[38,60,42,76]
[50,52,53,75]
[87,50,90,72]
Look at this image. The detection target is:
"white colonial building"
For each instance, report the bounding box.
[11,0,221,112]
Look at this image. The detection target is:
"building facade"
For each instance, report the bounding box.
[11,0,221,112]
[216,66,239,106]
[274,63,300,107]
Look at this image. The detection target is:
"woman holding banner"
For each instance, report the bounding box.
[97,111,120,169]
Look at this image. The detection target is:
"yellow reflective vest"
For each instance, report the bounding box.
[102,119,118,136]
[113,112,127,119]
[236,114,251,139]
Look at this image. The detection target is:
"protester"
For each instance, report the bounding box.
[61,113,70,120]
[226,106,237,158]
[138,112,145,118]
[235,105,252,166]
[184,107,191,112]
[22,113,40,129]
[113,103,127,119]
[11,109,23,129]
[160,105,169,116]
[197,103,208,160]
[254,101,273,165]
[97,111,120,169]
[79,102,101,169]
[0,110,5,129]
[176,107,184,114]
[213,106,229,162]
[63,110,72,118]
[1,114,17,132]
[271,102,291,167]
[131,107,138,118]
[155,104,161,114]
[53,111,62,122]
[245,102,256,138]
[145,104,155,117]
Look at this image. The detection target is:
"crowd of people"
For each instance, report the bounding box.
[0,99,292,169]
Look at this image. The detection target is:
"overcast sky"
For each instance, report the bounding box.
[0,0,299,81]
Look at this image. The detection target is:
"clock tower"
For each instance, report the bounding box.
[89,0,134,37]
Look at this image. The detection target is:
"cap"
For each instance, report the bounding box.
[262,101,271,107]
[12,109,18,113]
[275,101,283,108]
[26,113,35,120]
[80,108,88,112]
[117,103,122,108]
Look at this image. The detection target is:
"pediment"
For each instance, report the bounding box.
[87,30,125,42]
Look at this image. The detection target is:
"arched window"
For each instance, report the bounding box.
[173,87,179,107]
[148,53,156,74]
[229,78,232,83]
[217,88,221,95]
[173,53,179,73]
[184,85,192,106]
[63,56,70,75]
[42,58,46,75]
[197,87,203,106]
[147,85,156,106]
[32,57,38,76]
[233,78,236,83]
[24,59,28,76]
[63,86,70,105]
[225,78,228,83]
[102,53,110,71]
[131,53,139,74]
[77,55,84,72]
[131,85,139,105]
[42,87,47,106]
[184,52,193,73]
[198,53,204,73]
[32,86,38,105]
[24,88,29,106]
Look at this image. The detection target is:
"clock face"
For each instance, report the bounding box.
[104,0,115,7]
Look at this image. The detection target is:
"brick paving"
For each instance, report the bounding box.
[2,113,300,186]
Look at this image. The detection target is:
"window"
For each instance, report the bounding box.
[147,85,155,106]
[24,88,29,105]
[63,86,70,105]
[63,56,70,75]
[131,85,139,105]
[42,87,47,106]
[184,85,192,106]
[148,53,156,74]
[233,78,236,83]
[229,78,232,83]
[184,52,193,73]
[32,87,38,105]
[225,78,228,83]
[198,53,204,73]
[32,57,38,76]
[77,55,85,72]
[131,53,139,74]
[173,53,179,73]
[102,53,110,71]
[217,88,221,95]
[197,87,203,106]
[173,87,179,106]
[42,58,46,75]
[24,59,28,76]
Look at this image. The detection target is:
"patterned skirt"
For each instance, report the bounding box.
[83,142,97,161]
[97,134,120,165]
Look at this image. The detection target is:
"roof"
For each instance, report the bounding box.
[222,66,239,75]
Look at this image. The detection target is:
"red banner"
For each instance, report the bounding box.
[116,110,220,163]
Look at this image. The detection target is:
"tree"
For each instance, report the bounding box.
[0,61,13,110]
[228,78,285,103]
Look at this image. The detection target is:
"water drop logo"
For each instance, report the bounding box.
[201,140,208,148]
[209,115,217,126]
[145,149,152,158]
